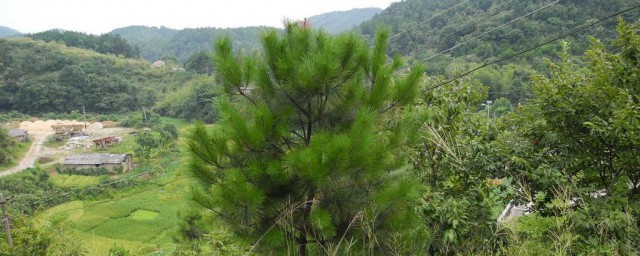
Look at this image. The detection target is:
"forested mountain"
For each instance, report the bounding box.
[0,38,195,114]
[307,7,382,34]
[359,0,640,103]
[26,30,140,58]
[361,0,640,66]
[110,26,270,62]
[0,26,21,38]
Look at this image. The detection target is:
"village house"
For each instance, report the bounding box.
[7,129,29,142]
[63,153,133,173]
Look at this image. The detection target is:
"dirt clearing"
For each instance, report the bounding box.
[0,120,133,177]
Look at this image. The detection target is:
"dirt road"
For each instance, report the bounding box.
[0,120,133,178]
[0,133,49,177]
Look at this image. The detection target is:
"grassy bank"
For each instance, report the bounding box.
[0,140,32,172]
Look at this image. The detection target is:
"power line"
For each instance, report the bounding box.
[390,0,471,40]
[424,3,640,92]
[425,0,561,61]
[419,0,528,53]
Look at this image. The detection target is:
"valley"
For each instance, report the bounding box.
[1,0,640,255]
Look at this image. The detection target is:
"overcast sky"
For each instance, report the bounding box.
[0,0,398,34]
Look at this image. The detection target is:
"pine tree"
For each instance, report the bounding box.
[186,22,425,254]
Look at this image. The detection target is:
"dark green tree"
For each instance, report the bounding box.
[135,131,161,159]
[494,20,640,253]
[187,23,425,254]
[185,51,215,75]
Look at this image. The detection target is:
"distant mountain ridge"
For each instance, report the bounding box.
[360,0,640,62]
[0,26,21,38]
[110,26,270,62]
[26,30,139,58]
[307,7,382,34]
[111,7,383,62]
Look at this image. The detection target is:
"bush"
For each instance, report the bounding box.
[108,244,131,256]
[56,166,112,176]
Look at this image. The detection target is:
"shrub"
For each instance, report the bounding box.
[56,166,112,176]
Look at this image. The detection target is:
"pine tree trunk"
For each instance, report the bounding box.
[298,190,316,256]
[298,235,307,256]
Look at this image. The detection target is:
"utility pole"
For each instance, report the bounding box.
[83,104,87,133]
[143,106,147,121]
[0,194,13,247]
[482,100,492,131]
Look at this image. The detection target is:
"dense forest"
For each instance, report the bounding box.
[361,0,638,59]
[110,26,270,62]
[358,0,640,105]
[1,0,640,254]
[0,38,207,115]
[26,30,140,58]
[110,8,384,63]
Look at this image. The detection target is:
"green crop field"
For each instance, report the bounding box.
[36,170,193,255]
[49,174,103,188]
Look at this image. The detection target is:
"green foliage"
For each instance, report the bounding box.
[493,20,640,253]
[409,75,512,254]
[361,0,639,62]
[0,110,30,123]
[0,216,51,255]
[132,115,179,159]
[187,23,425,254]
[108,245,132,256]
[0,37,200,114]
[56,166,112,176]
[49,174,103,188]
[135,131,163,159]
[111,25,270,62]
[28,30,139,58]
[359,0,640,104]
[185,51,215,75]
[0,127,17,165]
[154,75,221,123]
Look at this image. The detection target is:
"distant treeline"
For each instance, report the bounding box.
[0,38,190,114]
[110,26,270,62]
[27,30,139,58]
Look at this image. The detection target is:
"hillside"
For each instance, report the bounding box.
[111,26,270,62]
[0,26,21,38]
[0,38,195,114]
[360,0,640,66]
[308,7,382,34]
[27,30,139,58]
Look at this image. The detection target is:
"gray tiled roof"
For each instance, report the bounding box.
[64,153,128,165]
[8,129,27,137]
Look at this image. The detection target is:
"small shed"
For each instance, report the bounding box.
[8,129,29,142]
[64,153,133,173]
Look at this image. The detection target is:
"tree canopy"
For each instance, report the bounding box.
[28,30,139,58]
[187,22,425,255]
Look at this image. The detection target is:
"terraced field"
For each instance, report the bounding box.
[36,173,192,255]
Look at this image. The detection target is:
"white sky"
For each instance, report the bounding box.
[0,0,398,34]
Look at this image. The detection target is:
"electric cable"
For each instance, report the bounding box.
[423,3,640,92]
[425,0,561,61]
